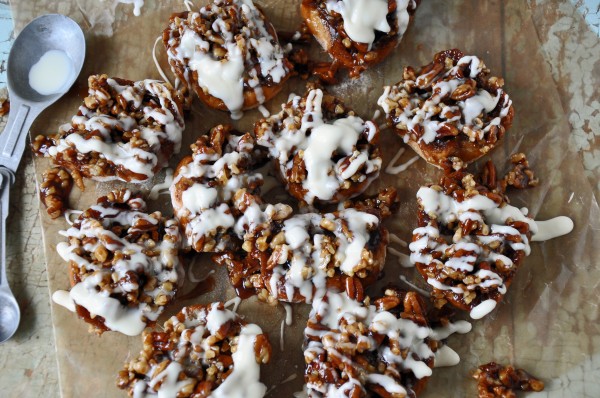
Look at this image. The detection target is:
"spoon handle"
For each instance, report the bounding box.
[0,98,41,173]
[0,167,13,288]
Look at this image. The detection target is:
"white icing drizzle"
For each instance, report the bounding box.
[280,319,286,352]
[258,105,270,117]
[469,299,497,319]
[152,35,173,86]
[211,323,267,397]
[46,76,185,183]
[283,303,293,326]
[148,168,174,200]
[224,296,242,313]
[389,233,408,247]
[64,209,83,226]
[54,191,181,336]
[51,290,75,312]
[372,109,382,121]
[326,0,391,48]
[187,267,215,283]
[165,0,289,119]
[531,216,574,242]
[267,208,380,302]
[256,88,381,204]
[117,0,145,16]
[385,146,420,175]
[411,185,573,318]
[171,131,264,251]
[433,345,461,367]
[388,246,413,268]
[398,275,430,297]
[132,304,268,398]
[304,292,469,395]
[378,55,512,144]
[568,192,574,203]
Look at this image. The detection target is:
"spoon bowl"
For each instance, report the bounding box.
[7,14,85,104]
[0,289,20,343]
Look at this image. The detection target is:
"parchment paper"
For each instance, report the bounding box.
[11,0,600,396]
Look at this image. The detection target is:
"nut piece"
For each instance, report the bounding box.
[473,362,545,398]
[39,167,73,219]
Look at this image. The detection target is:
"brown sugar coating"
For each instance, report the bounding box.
[32,74,185,183]
[378,49,514,169]
[163,0,292,118]
[57,189,181,335]
[117,303,272,397]
[301,0,420,77]
[255,87,382,205]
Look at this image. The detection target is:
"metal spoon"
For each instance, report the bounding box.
[0,14,85,343]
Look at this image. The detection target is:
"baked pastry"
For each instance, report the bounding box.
[32,74,185,183]
[53,189,181,335]
[163,0,293,119]
[409,169,535,319]
[304,289,445,397]
[473,362,545,398]
[170,124,270,252]
[378,49,514,169]
[117,303,272,397]
[301,0,420,77]
[255,88,382,205]
[214,189,395,303]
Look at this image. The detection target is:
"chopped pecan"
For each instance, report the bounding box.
[473,362,544,398]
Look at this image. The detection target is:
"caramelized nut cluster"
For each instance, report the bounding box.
[255,88,382,205]
[215,189,394,303]
[378,49,514,168]
[171,124,266,252]
[117,303,272,397]
[60,189,181,334]
[304,289,439,398]
[301,0,420,77]
[473,362,544,398]
[410,170,533,313]
[33,74,185,183]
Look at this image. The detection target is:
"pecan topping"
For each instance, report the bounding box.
[118,303,272,397]
[473,362,544,398]
[378,49,514,168]
[39,167,73,219]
